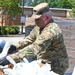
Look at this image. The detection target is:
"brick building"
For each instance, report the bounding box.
[0,6,33,26]
[0,6,72,26]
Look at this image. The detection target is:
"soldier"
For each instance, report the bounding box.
[3,3,69,75]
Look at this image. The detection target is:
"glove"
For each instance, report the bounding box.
[8,44,18,54]
[0,57,10,66]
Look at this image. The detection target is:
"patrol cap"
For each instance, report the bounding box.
[31,3,49,19]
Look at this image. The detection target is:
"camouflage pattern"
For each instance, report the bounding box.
[10,22,69,74]
[9,3,69,75]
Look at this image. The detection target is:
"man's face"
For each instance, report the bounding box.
[35,18,45,28]
[35,13,51,28]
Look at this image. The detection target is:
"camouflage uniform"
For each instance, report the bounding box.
[10,3,69,75]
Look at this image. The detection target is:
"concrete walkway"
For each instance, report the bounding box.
[0,34,24,44]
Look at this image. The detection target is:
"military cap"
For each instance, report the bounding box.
[31,3,49,19]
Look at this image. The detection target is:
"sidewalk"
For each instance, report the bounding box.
[0,34,25,37]
[0,34,24,44]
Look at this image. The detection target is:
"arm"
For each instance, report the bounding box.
[9,29,53,62]
[9,23,61,62]
[15,28,36,50]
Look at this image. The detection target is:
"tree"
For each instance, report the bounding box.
[57,0,74,9]
[19,0,32,6]
[0,0,22,16]
[31,0,41,6]
[0,0,21,26]
[49,0,58,8]
[29,0,58,8]
[72,0,75,17]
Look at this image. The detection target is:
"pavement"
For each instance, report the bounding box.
[0,34,24,44]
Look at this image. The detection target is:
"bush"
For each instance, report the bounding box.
[0,26,20,35]
[72,8,75,17]
[0,27,1,34]
[1,26,7,35]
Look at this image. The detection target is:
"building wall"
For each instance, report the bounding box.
[0,7,33,26]
[50,8,72,17]
[51,9,66,17]
[5,14,22,26]
[0,7,72,26]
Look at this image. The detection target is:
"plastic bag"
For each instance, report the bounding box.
[3,58,59,75]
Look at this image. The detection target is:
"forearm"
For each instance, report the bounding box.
[9,51,23,63]
[9,44,37,63]
[15,36,35,50]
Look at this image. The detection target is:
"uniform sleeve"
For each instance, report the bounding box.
[18,29,55,59]
[10,29,54,62]
[19,23,61,58]
[10,23,61,61]
[15,28,36,50]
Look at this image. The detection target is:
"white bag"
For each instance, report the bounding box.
[0,40,11,58]
[4,58,59,75]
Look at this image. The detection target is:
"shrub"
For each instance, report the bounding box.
[1,26,7,35]
[0,26,20,35]
[72,8,75,17]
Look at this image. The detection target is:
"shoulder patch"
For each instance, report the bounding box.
[39,36,45,40]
